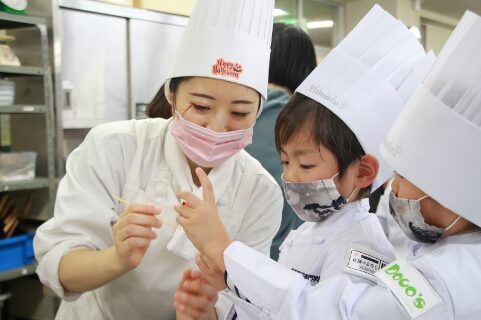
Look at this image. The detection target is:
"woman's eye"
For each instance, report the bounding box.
[192,104,210,112]
[231,111,250,118]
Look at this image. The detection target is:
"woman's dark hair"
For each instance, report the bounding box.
[275,93,371,198]
[145,77,191,119]
[269,23,317,93]
[145,83,171,119]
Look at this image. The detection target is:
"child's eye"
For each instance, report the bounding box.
[300,164,315,170]
[192,104,210,112]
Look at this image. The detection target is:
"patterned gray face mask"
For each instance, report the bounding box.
[281,173,356,222]
[388,191,461,244]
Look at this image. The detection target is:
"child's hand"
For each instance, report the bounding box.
[175,167,232,269]
[112,203,162,272]
[196,254,227,291]
[174,268,218,320]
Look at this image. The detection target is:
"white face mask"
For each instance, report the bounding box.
[388,191,461,244]
[281,173,357,222]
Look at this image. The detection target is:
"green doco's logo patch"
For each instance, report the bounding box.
[375,259,441,319]
[384,263,425,309]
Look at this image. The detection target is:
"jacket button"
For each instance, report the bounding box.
[155,188,166,197]
[218,196,228,206]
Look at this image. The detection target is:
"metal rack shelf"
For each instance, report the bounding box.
[0,178,49,192]
[0,65,44,76]
[0,12,55,320]
[0,13,56,213]
[0,263,36,282]
[0,105,47,114]
[0,12,46,29]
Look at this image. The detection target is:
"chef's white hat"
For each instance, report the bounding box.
[296,5,434,191]
[380,11,481,227]
[165,0,274,101]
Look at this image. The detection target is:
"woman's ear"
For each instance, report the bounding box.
[356,154,379,188]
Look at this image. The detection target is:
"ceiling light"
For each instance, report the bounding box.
[274,8,288,17]
[306,20,334,29]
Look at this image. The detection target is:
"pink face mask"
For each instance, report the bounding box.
[171,111,254,168]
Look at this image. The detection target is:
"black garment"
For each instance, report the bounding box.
[368,185,386,213]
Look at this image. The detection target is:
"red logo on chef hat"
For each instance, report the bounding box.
[212,58,243,79]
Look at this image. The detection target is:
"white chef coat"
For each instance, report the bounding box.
[221,227,481,319]
[34,118,283,320]
[222,199,396,319]
[277,199,395,286]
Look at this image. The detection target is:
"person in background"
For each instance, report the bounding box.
[178,9,481,320]
[33,0,282,319]
[173,5,435,319]
[245,22,317,260]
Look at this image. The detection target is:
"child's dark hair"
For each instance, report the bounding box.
[275,93,371,198]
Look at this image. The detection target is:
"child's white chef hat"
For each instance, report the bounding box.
[381,11,481,227]
[297,4,434,191]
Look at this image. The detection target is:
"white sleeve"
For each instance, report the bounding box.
[353,281,454,320]
[34,124,135,300]
[223,242,453,320]
[215,173,283,318]
[222,241,373,319]
[351,285,408,320]
[215,293,236,320]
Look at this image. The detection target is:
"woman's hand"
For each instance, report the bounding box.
[112,203,162,272]
[174,269,218,320]
[59,203,161,293]
[175,168,232,270]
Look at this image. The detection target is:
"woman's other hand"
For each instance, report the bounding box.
[174,268,218,320]
[112,203,162,271]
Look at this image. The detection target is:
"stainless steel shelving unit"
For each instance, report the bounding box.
[0,177,50,192]
[0,13,55,286]
[0,264,36,282]
[0,104,47,114]
[0,65,43,75]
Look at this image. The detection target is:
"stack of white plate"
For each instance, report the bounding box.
[0,80,15,106]
[0,151,36,182]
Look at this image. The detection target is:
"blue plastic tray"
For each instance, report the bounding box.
[0,233,35,272]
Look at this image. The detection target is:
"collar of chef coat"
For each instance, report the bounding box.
[312,199,371,236]
[410,230,481,258]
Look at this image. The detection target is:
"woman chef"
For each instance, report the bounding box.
[33,0,282,319]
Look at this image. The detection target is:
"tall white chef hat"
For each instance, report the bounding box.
[380,11,481,227]
[165,0,274,106]
[296,5,435,191]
